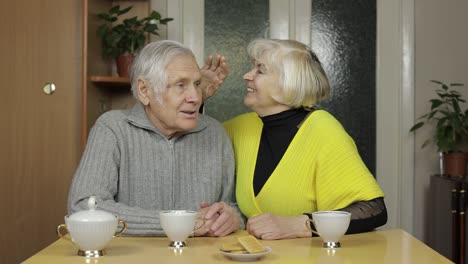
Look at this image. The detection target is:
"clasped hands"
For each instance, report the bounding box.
[194,201,240,237]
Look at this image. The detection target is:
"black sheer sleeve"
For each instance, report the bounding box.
[338,197,388,234]
[304,197,387,236]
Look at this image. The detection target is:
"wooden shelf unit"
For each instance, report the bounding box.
[90,75,130,86]
[82,0,149,147]
[90,75,129,83]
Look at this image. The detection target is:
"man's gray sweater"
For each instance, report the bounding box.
[68,103,242,236]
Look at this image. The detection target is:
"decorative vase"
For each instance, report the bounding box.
[443,152,467,178]
[116,54,135,78]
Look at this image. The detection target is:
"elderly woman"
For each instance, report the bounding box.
[221,39,387,240]
[68,40,241,237]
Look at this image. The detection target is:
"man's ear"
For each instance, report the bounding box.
[136,79,150,105]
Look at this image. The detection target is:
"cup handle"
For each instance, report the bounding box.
[56,224,71,241]
[114,220,127,237]
[193,218,206,232]
[305,219,320,236]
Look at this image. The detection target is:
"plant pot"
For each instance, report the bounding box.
[443,152,467,178]
[116,54,135,78]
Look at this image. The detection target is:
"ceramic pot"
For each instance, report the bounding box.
[443,152,467,178]
[116,54,135,78]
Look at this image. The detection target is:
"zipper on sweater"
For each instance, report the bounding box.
[167,138,176,208]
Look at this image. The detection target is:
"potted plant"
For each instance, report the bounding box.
[410,80,468,177]
[96,5,173,77]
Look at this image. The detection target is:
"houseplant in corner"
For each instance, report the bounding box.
[410,80,468,177]
[97,5,173,77]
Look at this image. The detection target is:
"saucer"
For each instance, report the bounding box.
[219,246,272,262]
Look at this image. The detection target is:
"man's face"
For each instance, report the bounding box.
[143,55,202,138]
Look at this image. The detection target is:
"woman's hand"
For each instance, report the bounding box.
[200,55,229,101]
[196,201,239,237]
[246,213,311,240]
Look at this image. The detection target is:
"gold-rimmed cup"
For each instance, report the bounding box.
[160,210,205,248]
[306,211,351,249]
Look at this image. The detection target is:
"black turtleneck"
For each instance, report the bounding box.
[253,108,310,195]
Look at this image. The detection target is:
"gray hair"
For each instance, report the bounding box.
[247,39,330,108]
[130,40,196,99]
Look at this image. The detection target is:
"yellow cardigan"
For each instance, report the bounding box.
[224,110,384,218]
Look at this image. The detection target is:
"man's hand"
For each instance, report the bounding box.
[194,203,220,236]
[246,213,311,240]
[200,55,229,101]
[196,201,239,237]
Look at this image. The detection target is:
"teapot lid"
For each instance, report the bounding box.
[67,196,117,222]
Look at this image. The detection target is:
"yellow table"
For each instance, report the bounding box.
[23,229,452,264]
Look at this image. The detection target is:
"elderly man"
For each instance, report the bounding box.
[68,40,242,236]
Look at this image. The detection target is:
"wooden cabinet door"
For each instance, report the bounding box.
[428,176,455,261]
[0,0,82,263]
[429,175,468,263]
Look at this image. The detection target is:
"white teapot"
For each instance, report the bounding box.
[57,196,127,257]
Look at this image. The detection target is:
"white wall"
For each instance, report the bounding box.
[150,0,168,41]
[414,0,468,241]
[376,0,415,234]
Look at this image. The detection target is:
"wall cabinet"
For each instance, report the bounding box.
[428,174,468,264]
[83,0,150,146]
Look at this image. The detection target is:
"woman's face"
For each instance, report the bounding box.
[242,60,291,116]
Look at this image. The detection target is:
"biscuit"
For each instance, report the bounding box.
[220,242,245,252]
[237,235,266,253]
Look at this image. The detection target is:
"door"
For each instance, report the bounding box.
[0,1,82,263]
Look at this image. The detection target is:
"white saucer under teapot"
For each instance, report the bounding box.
[57,196,127,257]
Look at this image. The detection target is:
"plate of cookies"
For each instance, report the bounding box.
[219,235,272,262]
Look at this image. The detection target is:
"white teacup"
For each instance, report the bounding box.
[159,210,205,248]
[57,196,127,257]
[307,211,351,249]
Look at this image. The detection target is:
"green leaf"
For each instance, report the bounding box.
[421,139,431,148]
[437,117,448,127]
[452,98,461,113]
[150,11,161,20]
[449,90,462,97]
[109,5,121,15]
[144,24,158,32]
[124,17,138,26]
[430,80,443,85]
[96,24,109,37]
[410,122,424,132]
[428,110,438,119]
[160,18,174,24]
[97,13,112,21]
[118,6,132,15]
[430,99,443,110]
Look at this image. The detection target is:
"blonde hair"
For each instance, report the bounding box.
[247,39,330,108]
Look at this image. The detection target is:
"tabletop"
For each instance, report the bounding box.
[23,228,452,264]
